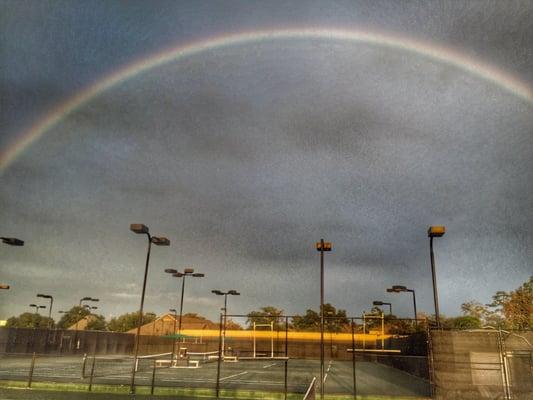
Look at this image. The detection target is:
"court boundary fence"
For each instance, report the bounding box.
[429,328,532,400]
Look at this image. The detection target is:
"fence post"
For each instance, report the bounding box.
[151,359,157,395]
[426,325,436,398]
[27,352,36,388]
[215,313,223,398]
[81,353,87,378]
[351,318,356,400]
[88,355,96,391]
[284,315,288,400]
[497,330,511,400]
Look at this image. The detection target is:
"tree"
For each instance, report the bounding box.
[86,314,107,331]
[291,304,349,332]
[461,276,532,329]
[292,309,319,331]
[246,306,285,330]
[460,301,504,328]
[56,306,90,329]
[107,311,156,332]
[501,277,532,329]
[6,312,54,328]
[446,316,482,329]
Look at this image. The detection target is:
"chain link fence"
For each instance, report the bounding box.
[429,329,533,400]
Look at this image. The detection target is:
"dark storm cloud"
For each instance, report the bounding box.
[1,1,532,321]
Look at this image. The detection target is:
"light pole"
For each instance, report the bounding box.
[37,294,54,328]
[316,239,332,400]
[428,226,445,327]
[1,237,24,246]
[164,268,204,362]
[2,237,24,291]
[130,223,169,393]
[212,290,240,357]
[77,297,98,330]
[372,301,392,315]
[387,285,418,327]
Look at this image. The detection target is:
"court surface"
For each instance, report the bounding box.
[0,355,430,397]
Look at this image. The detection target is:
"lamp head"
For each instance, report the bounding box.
[428,226,446,238]
[165,268,178,274]
[315,241,332,251]
[184,268,194,274]
[1,237,24,246]
[151,236,170,246]
[130,224,149,234]
[192,273,204,277]
[391,285,408,292]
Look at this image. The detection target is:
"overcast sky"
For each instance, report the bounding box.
[1,1,531,323]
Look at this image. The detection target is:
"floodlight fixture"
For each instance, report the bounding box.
[0,284,9,290]
[1,237,24,246]
[151,236,170,246]
[173,272,184,277]
[164,268,178,274]
[315,241,332,251]
[184,267,194,274]
[192,273,204,277]
[212,290,223,295]
[130,224,149,234]
[428,226,446,238]
[169,308,177,313]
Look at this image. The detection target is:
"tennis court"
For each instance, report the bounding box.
[0,352,430,397]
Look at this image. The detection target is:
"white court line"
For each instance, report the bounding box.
[323,360,333,383]
[219,371,248,381]
[262,363,277,369]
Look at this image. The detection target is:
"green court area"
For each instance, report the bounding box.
[0,355,430,398]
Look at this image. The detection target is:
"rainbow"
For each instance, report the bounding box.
[1,27,531,173]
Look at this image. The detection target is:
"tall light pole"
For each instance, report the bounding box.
[77,297,98,330]
[372,301,392,315]
[37,294,54,328]
[387,285,418,327]
[428,226,445,328]
[212,289,240,357]
[164,268,204,334]
[316,239,332,400]
[129,223,169,393]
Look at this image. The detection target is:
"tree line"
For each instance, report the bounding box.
[6,276,531,332]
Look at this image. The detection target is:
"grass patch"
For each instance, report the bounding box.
[0,380,430,399]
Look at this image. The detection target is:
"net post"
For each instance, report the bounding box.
[27,352,36,388]
[88,355,96,391]
[215,312,223,398]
